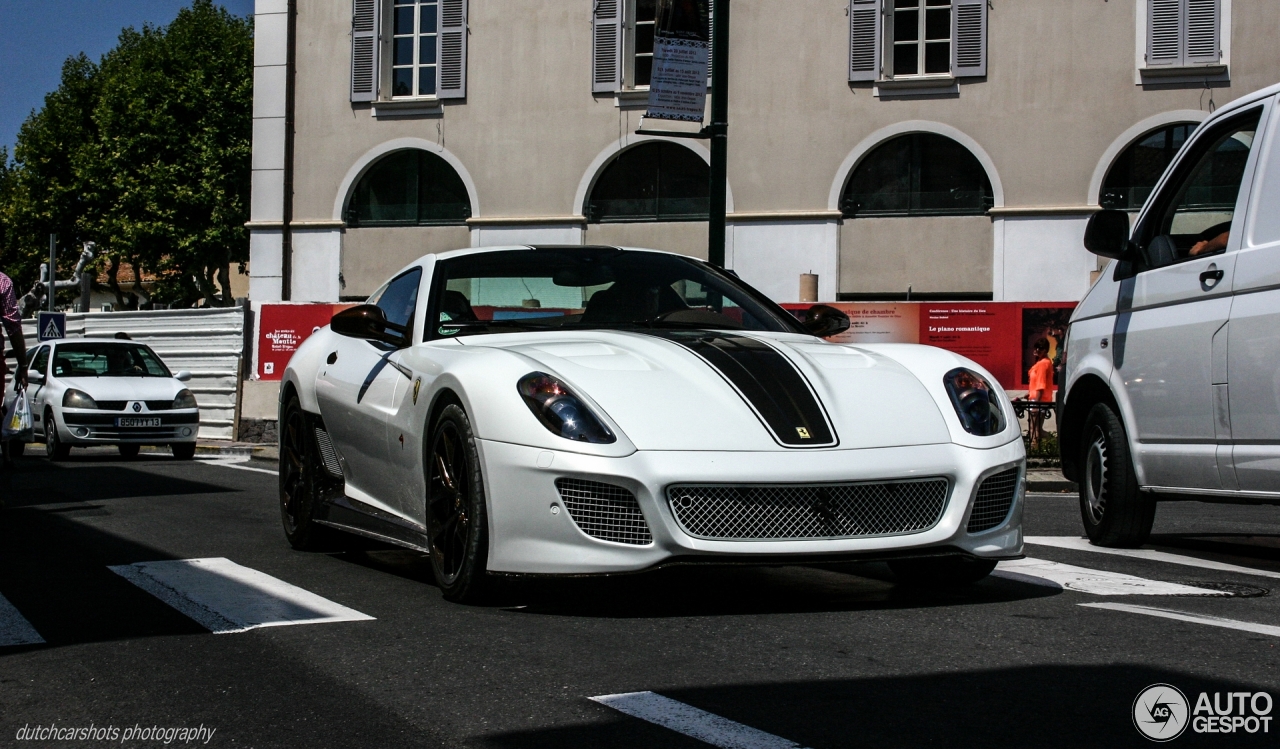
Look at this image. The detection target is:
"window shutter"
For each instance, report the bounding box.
[1184,0,1220,64]
[350,0,380,102]
[847,0,881,82]
[438,0,468,98]
[1147,0,1182,66]
[707,7,714,88]
[592,0,623,93]
[952,0,987,78]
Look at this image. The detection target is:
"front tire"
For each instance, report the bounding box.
[44,410,71,460]
[1078,402,1153,548]
[171,443,196,460]
[279,396,333,550]
[426,404,490,604]
[889,556,998,587]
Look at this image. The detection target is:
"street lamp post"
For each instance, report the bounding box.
[707,0,729,268]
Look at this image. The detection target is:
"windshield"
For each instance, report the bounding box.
[427,248,804,339]
[52,342,172,378]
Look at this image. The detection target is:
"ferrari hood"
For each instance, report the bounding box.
[471,330,951,451]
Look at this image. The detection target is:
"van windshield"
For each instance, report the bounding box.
[52,343,172,378]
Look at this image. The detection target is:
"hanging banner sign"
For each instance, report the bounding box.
[645,0,710,123]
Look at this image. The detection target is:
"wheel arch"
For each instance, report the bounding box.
[1060,374,1118,482]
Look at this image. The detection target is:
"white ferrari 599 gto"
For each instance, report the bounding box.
[280,246,1025,602]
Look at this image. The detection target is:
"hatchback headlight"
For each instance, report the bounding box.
[943,368,1006,436]
[173,389,198,410]
[517,372,616,444]
[63,389,98,409]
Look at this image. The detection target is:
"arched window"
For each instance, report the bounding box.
[1099,123,1197,211]
[345,149,471,227]
[587,142,709,223]
[841,133,993,217]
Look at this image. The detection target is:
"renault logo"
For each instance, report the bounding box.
[132,402,142,413]
[796,427,811,439]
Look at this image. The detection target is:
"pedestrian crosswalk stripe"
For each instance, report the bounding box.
[1026,536,1280,580]
[109,558,374,634]
[1080,602,1280,638]
[591,691,809,749]
[0,593,44,647]
[994,558,1227,596]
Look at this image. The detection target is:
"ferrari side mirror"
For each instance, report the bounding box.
[331,304,410,347]
[801,304,851,338]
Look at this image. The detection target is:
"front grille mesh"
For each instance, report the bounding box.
[667,479,950,541]
[555,478,653,546]
[967,467,1020,533]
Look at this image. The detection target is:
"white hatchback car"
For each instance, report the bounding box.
[1061,82,1280,546]
[21,338,200,460]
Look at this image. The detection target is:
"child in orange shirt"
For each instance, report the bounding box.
[1027,338,1054,451]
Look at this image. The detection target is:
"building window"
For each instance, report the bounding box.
[391,0,439,97]
[1100,123,1198,211]
[841,133,993,217]
[891,0,952,77]
[587,142,709,223]
[629,0,657,88]
[346,149,471,227]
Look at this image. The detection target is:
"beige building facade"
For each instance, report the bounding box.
[247,0,1279,305]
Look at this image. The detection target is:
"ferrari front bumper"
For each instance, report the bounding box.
[478,439,1025,575]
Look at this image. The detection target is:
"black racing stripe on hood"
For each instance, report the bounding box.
[641,330,836,447]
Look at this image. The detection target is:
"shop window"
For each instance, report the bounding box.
[587,142,709,223]
[1100,123,1197,211]
[346,149,471,227]
[842,133,993,217]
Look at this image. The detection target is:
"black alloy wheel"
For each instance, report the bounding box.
[171,443,196,461]
[278,396,332,550]
[889,556,998,587]
[1078,402,1153,547]
[426,404,490,603]
[118,444,141,460]
[45,409,70,460]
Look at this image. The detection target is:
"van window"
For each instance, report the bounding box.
[1138,108,1262,269]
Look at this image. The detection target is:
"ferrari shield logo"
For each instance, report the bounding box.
[796,427,811,439]
[412,377,422,404]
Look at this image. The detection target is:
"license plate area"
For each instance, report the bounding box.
[115,417,162,428]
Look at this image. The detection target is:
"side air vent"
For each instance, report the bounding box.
[967,467,1020,533]
[555,478,653,546]
[313,427,343,478]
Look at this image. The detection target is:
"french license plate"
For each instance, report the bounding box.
[115,417,161,428]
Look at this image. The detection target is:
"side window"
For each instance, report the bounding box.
[1137,107,1262,269]
[31,346,50,375]
[370,268,423,330]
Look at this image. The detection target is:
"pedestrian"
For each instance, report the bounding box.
[1027,337,1053,452]
[0,270,28,502]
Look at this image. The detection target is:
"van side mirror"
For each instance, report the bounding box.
[801,304,851,338]
[174,370,193,382]
[331,304,409,347]
[1084,209,1135,260]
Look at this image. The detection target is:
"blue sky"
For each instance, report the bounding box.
[0,0,254,159]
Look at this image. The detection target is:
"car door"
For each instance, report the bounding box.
[314,267,421,514]
[1228,95,1280,493]
[26,345,51,434]
[1115,105,1265,491]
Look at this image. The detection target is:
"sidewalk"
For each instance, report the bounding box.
[141,442,279,461]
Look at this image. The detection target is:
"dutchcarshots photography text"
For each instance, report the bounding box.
[14,723,217,744]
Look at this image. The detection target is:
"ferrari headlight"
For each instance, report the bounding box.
[517,372,616,444]
[63,389,99,409]
[173,389,198,410]
[943,368,1006,436]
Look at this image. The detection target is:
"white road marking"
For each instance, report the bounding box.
[0,593,44,647]
[591,691,808,749]
[1026,535,1280,580]
[198,457,277,475]
[109,558,373,634]
[1080,602,1280,638]
[994,558,1227,596]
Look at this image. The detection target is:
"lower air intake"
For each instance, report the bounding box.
[967,467,1021,533]
[313,427,343,477]
[555,478,653,546]
[667,479,949,541]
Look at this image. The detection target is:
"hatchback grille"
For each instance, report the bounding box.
[96,401,127,412]
[145,400,174,411]
[668,479,950,541]
[967,467,1021,533]
[555,478,653,546]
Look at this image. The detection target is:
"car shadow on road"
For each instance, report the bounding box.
[0,455,232,506]
[1150,533,1280,571]
[481,664,1272,748]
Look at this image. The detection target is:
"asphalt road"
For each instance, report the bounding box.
[1,451,1277,748]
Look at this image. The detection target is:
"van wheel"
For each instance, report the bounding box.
[1079,402,1154,547]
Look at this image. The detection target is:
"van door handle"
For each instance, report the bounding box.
[1200,266,1224,289]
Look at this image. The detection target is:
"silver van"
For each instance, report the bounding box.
[1060,82,1280,547]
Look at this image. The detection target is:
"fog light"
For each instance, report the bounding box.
[74,428,89,437]
[181,428,193,437]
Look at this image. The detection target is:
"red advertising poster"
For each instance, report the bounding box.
[257,304,353,381]
[918,304,1020,388]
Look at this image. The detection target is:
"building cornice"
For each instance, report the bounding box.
[987,205,1102,217]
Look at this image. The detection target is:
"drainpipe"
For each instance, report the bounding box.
[280,0,298,301]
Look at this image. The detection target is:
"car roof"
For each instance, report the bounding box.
[379,245,696,291]
[1207,80,1280,120]
[41,337,146,348]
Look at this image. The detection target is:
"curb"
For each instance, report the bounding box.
[1027,471,1077,493]
[140,443,278,461]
